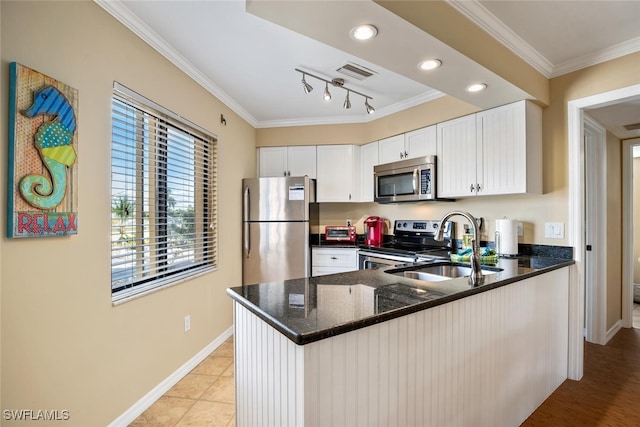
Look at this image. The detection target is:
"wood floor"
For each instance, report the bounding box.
[522,326,640,426]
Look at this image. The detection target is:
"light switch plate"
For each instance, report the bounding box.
[544,222,564,239]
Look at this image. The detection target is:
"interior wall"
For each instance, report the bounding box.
[606,131,622,328]
[0,2,255,425]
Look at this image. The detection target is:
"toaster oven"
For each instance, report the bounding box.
[325,226,357,242]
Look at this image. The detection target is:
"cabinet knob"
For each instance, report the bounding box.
[476,184,481,192]
[400,152,404,159]
[470,184,475,193]
[284,171,287,176]
[404,151,408,158]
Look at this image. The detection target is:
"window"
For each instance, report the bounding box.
[111,83,217,304]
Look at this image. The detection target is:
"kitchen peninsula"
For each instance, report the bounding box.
[227,252,573,427]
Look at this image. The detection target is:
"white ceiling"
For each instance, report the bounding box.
[98,0,640,138]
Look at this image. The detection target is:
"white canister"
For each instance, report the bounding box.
[495,219,518,256]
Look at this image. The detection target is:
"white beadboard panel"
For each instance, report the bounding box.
[234,267,569,427]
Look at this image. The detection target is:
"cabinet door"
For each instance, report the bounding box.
[258,147,288,177]
[316,145,358,202]
[437,115,477,198]
[378,135,406,164]
[405,125,436,159]
[360,141,379,202]
[476,102,526,195]
[287,146,317,179]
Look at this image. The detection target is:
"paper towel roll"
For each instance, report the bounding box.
[495,219,518,256]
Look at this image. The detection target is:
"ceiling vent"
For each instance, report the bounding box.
[336,63,377,81]
[623,122,640,131]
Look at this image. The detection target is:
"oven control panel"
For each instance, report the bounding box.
[394,220,444,232]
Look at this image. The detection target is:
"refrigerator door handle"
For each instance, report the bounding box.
[243,185,250,257]
[243,185,250,222]
[244,221,250,258]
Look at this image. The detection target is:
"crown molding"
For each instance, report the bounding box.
[447,0,553,78]
[551,36,640,78]
[255,90,445,128]
[94,0,259,127]
[447,0,640,80]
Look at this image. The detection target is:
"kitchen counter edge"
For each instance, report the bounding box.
[227,258,574,346]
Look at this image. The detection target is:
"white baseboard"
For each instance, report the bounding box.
[108,326,234,427]
[605,319,623,344]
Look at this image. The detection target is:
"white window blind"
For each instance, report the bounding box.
[111,83,217,304]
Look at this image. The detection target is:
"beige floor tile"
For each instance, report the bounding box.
[191,356,233,376]
[201,376,235,404]
[221,362,234,377]
[128,395,195,426]
[175,400,234,427]
[165,373,219,399]
[213,341,234,357]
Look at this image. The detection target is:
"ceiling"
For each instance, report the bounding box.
[98,0,640,138]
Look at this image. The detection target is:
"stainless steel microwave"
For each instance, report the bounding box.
[374,155,436,203]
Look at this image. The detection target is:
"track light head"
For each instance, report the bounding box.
[323,82,332,101]
[343,91,351,109]
[365,98,375,114]
[301,74,313,94]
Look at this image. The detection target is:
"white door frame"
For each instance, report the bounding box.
[567,84,640,380]
[583,114,607,345]
[622,138,640,328]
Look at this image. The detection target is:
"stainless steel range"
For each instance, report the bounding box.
[358,219,455,269]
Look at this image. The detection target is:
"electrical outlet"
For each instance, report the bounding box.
[346,219,352,226]
[517,222,524,237]
[184,315,191,332]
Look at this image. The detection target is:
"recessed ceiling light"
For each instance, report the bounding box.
[418,59,442,71]
[466,83,487,93]
[350,24,378,41]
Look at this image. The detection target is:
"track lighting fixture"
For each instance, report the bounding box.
[301,73,313,94]
[343,90,351,109]
[295,68,374,114]
[323,82,332,101]
[365,98,375,115]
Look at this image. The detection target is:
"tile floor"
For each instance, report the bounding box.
[130,337,235,427]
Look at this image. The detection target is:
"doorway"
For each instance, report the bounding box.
[568,83,640,380]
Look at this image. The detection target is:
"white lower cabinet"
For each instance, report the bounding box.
[311,247,358,276]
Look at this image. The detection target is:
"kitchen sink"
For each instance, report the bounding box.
[391,263,502,282]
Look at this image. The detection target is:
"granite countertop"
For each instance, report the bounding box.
[227,255,574,346]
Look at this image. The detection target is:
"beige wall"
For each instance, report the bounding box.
[1,2,255,425]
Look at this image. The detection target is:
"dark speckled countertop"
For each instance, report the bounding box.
[227,253,574,346]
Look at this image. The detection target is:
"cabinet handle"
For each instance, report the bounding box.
[404,151,408,158]
[283,171,287,176]
[330,257,338,260]
[349,193,352,200]
[400,152,404,159]
[476,184,481,192]
[470,184,475,193]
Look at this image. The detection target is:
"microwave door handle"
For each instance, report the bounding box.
[413,169,419,195]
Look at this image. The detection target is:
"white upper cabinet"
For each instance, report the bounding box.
[258,146,316,178]
[360,141,379,202]
[437,115,478,198]
[405,125,437,159]
[378,126,436,165]
[437,100,542,198]
[477,100,542,196]
[316,145,361,202]
[378,135,406,164]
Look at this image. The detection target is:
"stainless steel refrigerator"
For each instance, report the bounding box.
[242,176,318,285]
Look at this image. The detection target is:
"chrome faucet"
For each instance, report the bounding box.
[435,211,484,287]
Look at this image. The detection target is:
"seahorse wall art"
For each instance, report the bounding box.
[7,63,79,238]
